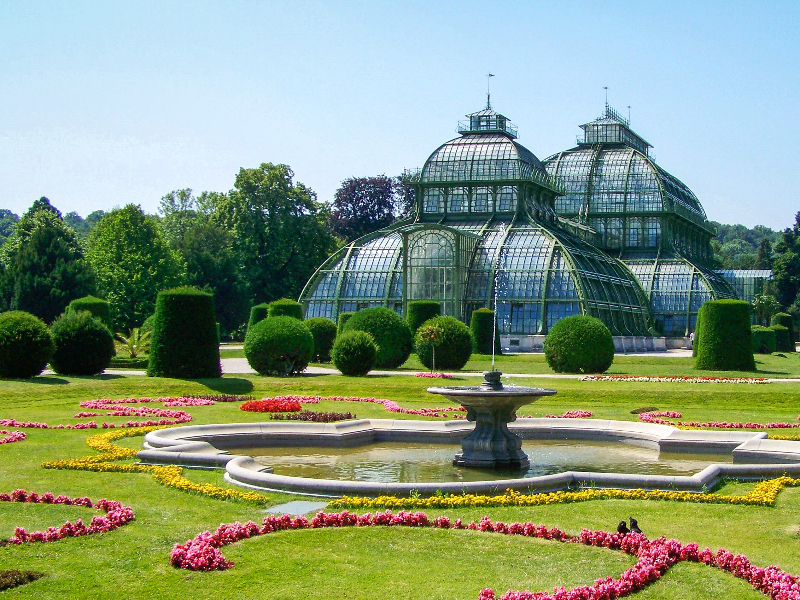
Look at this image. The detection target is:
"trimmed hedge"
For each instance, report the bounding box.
[305,317,337,362]
[343,307,413,368]
[67,295,111,328]
[415,316,473,371]
[470,308,502,355]
[331,330,377,376]
[247,303,270,333]
[268,298,303,320]
[544,315,614,374]
[694,299,755,371]
[771,325,791,354]
[406,301,440,333]
[244,316,313,376]
[147,287,221,378]
[771,312,795,351]
[0,311,54,379]
[751,325,777,354]
[337,312,354,337]
[50,310,116,375]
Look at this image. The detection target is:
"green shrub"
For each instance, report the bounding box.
[244,316,313,376]
[770,325,791,354]
[406,301,440,333]
[140,314,155,333]
[147,287,221,378]
[67,295,111,328]
[470,308,502,355]
[695,299,755,371]
[247,303,270,333]
[343,307,412,368]
[337,312,354,337]
[0,311,54,378]
[770,312,795,351]
[331,330,377,376]
[50,310,116,375]
[751,325,777,354]
[305,317,337,362]
[544,315,614,374]
[268,298,303,320]
[415,316,473,371]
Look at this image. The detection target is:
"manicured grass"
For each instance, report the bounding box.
[1,368,800,598]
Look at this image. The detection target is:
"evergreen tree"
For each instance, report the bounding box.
[773,212,800,308]
[753,238,773,270]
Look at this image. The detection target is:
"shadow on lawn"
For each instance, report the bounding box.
[198,377,254,394]
[26,376,69,385]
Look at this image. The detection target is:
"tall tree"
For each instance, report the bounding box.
[753,238,773,270]
[87,205,186,330]
[327,175,405,241]
[159,188,197,249]
[0,203,95,323]
[0,209,20,247]
[772,212,800,308]
[210,163,336,306]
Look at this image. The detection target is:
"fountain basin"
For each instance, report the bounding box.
[137,418,800,497]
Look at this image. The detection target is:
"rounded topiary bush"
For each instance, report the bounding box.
[0,311,54,379]
[470,308,502,355]
[67,296,111,329]
[406,301,440,334]
[147,287,221,379]
[50,311,115,375]
[331,330,377,376]
[751,325,777,354]
[770,312,795,351]
[695,299,755,371]
[244,316,313,376]
[305,317,337,362]
[770,325,791,354]
[268,298,303,320]
[415,316,473,371]
[544,315,614,374]
[337,312,354,337]
[247,303,270,333]
[343,307,413,368]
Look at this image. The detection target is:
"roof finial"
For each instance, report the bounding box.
[487,73,495,109]
[603,86,609,113]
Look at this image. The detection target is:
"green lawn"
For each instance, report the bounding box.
[1,363,800,598]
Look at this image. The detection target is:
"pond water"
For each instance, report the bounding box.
[244,440,732,484]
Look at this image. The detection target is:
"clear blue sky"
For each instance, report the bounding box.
[1,1,798,230]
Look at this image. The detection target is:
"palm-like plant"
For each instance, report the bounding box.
[114,328,151,359]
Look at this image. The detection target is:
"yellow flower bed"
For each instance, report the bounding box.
[328,477,800,510]
[42,427,269,504]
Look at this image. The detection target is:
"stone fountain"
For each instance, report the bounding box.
[427,370,556,469]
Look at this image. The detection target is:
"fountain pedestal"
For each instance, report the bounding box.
[428,371,556,469]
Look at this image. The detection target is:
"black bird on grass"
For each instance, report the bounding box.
[629,517,643,535]
[617,520,629,535]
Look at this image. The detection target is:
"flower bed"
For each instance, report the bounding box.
[0,430,26,444]
[583,375,769,384]
[240,399,303,413]
[0,570,42,592]
[170,510,800,600]
[1,489,134,544]
[256,395,467,419]
[414,372,454,379]
[328,477,799,510]
[639,411,800,430]
[269,411,356,423]
[544,410,593,419]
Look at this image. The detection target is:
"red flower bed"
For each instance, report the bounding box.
[240,399,302,413]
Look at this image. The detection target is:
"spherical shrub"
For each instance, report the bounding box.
[244,316,313,376]
[67,296,111,328]
[415,316,473,371]
[268,298,303,320]
[406,301,440,333]
[337,312,354,337]
[770,312,795,351]
[770,325,791,354]
[50,310,115,375]
[305,317,337,362]
[247,303,270,333]
[147,287,221,378]
[544,315,614,374]
[331,330,377,376]
[751,325,777,354]
[343,307,412,368]
[470,308,502,355]
[0,311,54,378]
[695,299,755,371]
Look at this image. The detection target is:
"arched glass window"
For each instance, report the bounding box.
[407,230,457,315]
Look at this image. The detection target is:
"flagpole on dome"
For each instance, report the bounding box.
[487,73,494,109]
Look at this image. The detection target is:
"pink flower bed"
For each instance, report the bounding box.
[544,411,593,419]
[639,411,800,430]
[1,489,135,544]
[170,510,800,600]
[257,395,467,419]
[583,375,769,384]
[414,372,454,379]
[0,430,26,444]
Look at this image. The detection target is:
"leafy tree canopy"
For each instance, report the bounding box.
[0,209,19,247]
[772,212,800,309]
[327,175,407,241]
[710,221,780,269]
